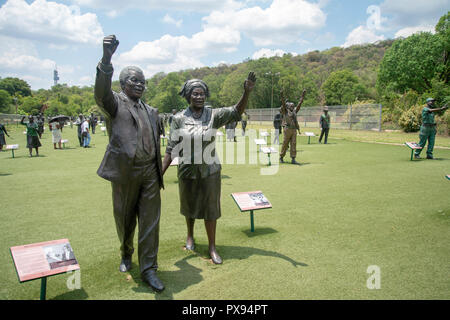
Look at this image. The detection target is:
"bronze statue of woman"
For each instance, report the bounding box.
[162,72,256,264]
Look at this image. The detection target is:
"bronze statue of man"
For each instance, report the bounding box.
[95,35,165,292]
[279,89,306,165]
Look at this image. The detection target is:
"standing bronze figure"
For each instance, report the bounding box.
[279,89,306,164]
[162,73,256,264]
[95,35,165,292]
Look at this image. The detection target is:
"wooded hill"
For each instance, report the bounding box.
[0,39,394,117]
[1,11,448,134]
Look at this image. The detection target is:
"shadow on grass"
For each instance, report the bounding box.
[0,173,12,176]
[242,227,278,237]
[128,244,307,299]
[280,162,311,166]
[430,208,450,221]
[129,255,203,300]
[51,288,89,300]
[407,157,448,162]
[3,154,48,159]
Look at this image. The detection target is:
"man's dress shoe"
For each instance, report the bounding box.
[119,256,132,272]
[142,269,165,293]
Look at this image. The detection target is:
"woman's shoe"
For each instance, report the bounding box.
[210,250,222,264]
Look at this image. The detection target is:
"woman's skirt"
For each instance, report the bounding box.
[52,129,62,143]
[26,135,41,148]
[178,171,221,220]
[0,134,5,146]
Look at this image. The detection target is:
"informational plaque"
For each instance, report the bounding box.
[6,144,19,150]
[254,138,267,146]
[405,142,422,149]
[231,191,272,212]
[61,139,69,148]
[261,147,277,154]
[254,138,267,153]
[446,175,450,180]
[405,142,423,160]
[260,131,269,137]
[10,239,79,282]
[170,157,179,166]
[6,144,19,158]
[305,132,315,144]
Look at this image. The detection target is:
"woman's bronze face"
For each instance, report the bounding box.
[190,87,206,109]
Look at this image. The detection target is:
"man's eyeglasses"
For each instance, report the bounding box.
[126,77,146,87]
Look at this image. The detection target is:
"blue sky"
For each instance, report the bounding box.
[0,0,448,90]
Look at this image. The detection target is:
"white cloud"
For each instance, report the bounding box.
[252,48,286,60]
[114,26,241,77]
[380,0,449,24]
[0,35,75,89]
[111,0,325,77]
[379,0,449,33]
[77,75,95,87]
[0,0,103,45]
[162,14,183,28]
[394,25,435,38]
[203,0,326,46]
[71,0,243,14]
[342,26,385,48]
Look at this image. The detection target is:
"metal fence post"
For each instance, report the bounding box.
[378,104,382,132]
[349,104,353,130]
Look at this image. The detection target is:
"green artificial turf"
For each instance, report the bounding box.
[0,124,449,300]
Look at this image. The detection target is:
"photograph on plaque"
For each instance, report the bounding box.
[10,239,80,282]
[44,243,77,269]
[249,192,270,206]
[231,191,272,212]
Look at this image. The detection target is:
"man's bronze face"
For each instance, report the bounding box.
[287,102,295,111]
[124,70,145,101]
[190,87,206,109]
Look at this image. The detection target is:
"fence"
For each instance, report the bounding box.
[2,103,383,131]
[0,114,27,126]
[246,104,383,131]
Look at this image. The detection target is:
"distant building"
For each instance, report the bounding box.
[53,68,59,86]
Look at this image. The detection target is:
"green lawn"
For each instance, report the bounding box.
[1,124,449,300]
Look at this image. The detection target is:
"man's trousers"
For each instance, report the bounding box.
[319,128,329,144]
[280,128,298,158]
[415,125,436,157]
[111,161,161,275]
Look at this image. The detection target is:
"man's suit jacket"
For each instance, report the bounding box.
[94,62,164,188]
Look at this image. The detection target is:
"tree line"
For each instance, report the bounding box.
[0,12,448,134]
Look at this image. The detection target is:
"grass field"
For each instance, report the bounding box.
[0,123,449,300]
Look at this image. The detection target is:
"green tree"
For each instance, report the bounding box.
[377,32,445,95]
[0,89,13,113]
[321,69,368,105]
[0,77,32,97]
[20,96,43,115]
[435,11,449,83]
[150,72,186,112]
[219,66,251,108]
